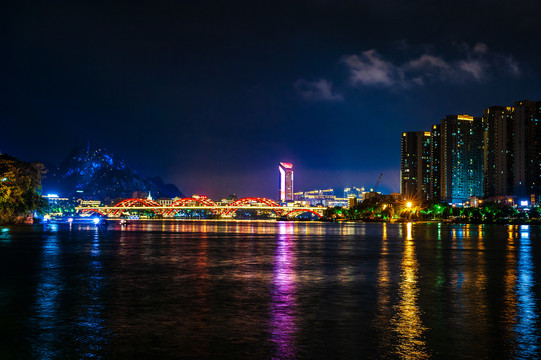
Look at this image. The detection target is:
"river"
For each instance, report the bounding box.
[1,221,540,359]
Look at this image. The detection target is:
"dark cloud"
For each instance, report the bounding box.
[339,43,521,89]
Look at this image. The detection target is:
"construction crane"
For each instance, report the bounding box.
[374,173,383,193]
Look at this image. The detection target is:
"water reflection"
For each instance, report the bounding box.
[72,230,108,358]
[374,222,393,355]
[0,227,10,243]
[470,224,488,345]
[7,221,541,359]
[270,222,298,359]
[502,226,519,357]
[99,219,392,237]
[32,230,62,359]
[393,222,429,358]
[515,225,539,357]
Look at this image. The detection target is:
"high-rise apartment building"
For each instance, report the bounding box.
[430,124,441,200]
[400,131,431,200]
[440,115,483,204]
[513,100,541,201]
[279,162,294,202]
[402,100,541,205]
[482,106,514,197]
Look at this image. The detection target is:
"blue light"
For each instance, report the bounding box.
[1,228,9,233]
[93,218,100,225]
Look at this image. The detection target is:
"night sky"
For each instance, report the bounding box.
[3,0,541,199]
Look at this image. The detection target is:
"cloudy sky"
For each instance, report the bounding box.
[3,0,541,198]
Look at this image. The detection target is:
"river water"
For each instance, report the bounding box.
[1,221,540,359]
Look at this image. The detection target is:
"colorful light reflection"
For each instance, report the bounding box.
[270,222,298,359]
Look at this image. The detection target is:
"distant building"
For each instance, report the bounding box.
[388,193,404,202]
[363,191,382,201]
[293,192,304,201]
[400,131,431,200]
[43,194,69,204]
[77,199,101,207]
[343,186,365,199]
[328,198,349,208]
[279,162,294,202]
[347,195,358,208]
[306,189,334,205]
[294,188,336,206]
[157,198,174,206]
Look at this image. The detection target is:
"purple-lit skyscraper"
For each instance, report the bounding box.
[279,162,294,202]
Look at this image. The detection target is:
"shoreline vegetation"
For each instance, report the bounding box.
[0,154,47,225]
[324,197,541,225]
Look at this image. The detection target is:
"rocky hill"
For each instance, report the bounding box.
[42,147,183,200]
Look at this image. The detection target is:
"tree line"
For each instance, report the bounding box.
[0,154,47,224]
[324,197,541,224]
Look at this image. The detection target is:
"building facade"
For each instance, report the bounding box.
[402,99,541,205]
[429,124,441,200]
[513,100,541,202]
[279,162,294,202]
[400,131,431,200]
[482,106,514,197]
[343,186,365,199]
[440,115,483,204]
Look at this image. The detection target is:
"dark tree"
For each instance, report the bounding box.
[0,154,47,224]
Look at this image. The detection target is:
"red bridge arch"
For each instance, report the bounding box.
[165,197,219,216]
[80,208,106,216]
[284,209,323,218]
[110,198,162,216]
[224,197,282,216]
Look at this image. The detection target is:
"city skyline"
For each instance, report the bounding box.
[401,99,541,205]
[3,1,541,199]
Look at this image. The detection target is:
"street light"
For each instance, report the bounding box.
[406,201,412,208]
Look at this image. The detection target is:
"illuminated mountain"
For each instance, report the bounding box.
[42,147,183,200]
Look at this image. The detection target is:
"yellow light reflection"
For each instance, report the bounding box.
[393,223,429,358]
[373,222,392,354]
[502,228,518,359]
[406,222,412,241]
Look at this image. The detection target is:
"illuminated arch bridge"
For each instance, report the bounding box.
[76,197,325,219]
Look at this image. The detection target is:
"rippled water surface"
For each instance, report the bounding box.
[1,221,540,359]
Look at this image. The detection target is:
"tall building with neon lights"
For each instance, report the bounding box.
[440,114,484,203]
[279,162,294,202]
